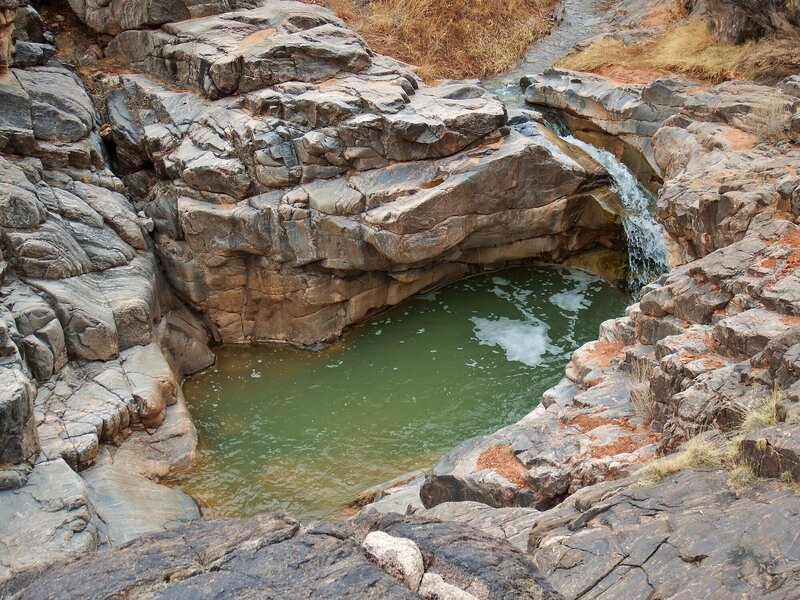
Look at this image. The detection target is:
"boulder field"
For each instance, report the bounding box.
[0,0,799,598]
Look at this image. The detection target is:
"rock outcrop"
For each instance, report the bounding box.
[0,0,629,585]
[3,0,800,596]
[528,468,800,599]
[0,16,212,579]
[94,2,628,345]
[420,71,800,522]
[701,0,800,44]
[3,512,561,599]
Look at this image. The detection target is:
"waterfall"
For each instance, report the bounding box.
[543,119,669,295]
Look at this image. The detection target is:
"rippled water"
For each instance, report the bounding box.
[168,266,627,522]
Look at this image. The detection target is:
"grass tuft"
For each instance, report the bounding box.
[729,463,756,487]
[637,436,725,486]
[311,0,559,80]
[737,387,779,431]
[626,362,658,425]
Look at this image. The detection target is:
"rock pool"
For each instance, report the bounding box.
[169,266,627,521]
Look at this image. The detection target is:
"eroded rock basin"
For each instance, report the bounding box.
[168,266,627,521]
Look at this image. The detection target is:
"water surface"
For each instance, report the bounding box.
[170,266,627,521]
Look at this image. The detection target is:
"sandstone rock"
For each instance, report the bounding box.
[362,530,425,592]
[523,69,704,178]
[34,342,181,470]
[66,0,191,34]
[0,365,37,464]
[421,368,656,511]
[0,459,99,583]
[82,449,199,547]
[107,3,373,98]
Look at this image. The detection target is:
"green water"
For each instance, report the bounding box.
[170,266,627,521]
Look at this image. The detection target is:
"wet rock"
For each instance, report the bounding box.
[523,68,703,176]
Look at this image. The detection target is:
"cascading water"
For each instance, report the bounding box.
[545,119,670,295]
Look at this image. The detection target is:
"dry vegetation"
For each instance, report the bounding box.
[313,0,559,80]
[737,386,779,431]
[558,18,749,83]
[637,436,727,486]
[558,4,800,85]
[636,386,787,489]
[626,362,658,425]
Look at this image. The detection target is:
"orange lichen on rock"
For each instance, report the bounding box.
[589,433,659,458]
[723,128,757,151]
[783,230,800,247]
[586,340,625,366]
[785,252,800,273]
[474,445,529,487]
[760,257,778,269]
[568,413,637,433]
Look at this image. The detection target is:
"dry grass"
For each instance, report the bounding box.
[625,362,658,426]
[312,0,559,80]
[728,463,756,487]
[558,18,750,83]
[737,386,779,431]
[637,436,726,485]
[736,35,800,85]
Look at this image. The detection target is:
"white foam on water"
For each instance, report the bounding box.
[471,316,557,367]
[549,268,595,313]
[549,289,590,312]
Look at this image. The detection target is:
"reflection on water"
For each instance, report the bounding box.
[168,266,627,522]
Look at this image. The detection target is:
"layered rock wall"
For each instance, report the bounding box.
[98,3,628,345]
